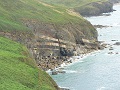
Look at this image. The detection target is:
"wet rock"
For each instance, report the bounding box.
[116,52,119,54]
[98,46,104,50]
[75,1,113,16]
[59,67,64,70]
[52,71,58,75]
[58,70,66,74]
[111,40,118,41]
[109,47,114,50]
[114,42,120,45]
[108,52,114,54]
[94,25,112,29]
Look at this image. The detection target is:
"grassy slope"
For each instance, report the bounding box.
[0,0,85,32]
[39,0,111,17]
[39,0,107,8]
[0,0,97,40]
[0,37,57,90]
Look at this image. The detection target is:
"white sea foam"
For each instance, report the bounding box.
[111,23,120,26]
[46,50,100,73]
[97,87,106,90]
[97,86,112,90]
[64,70,78,74]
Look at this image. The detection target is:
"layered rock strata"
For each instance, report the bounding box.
[0,20,99,70]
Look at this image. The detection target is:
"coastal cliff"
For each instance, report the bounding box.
[0,0,103,90]
[0,19,99,70]
[109,0,120,3]
[0,0,99,70]
[41,0,119,16]
[75,1,113,16]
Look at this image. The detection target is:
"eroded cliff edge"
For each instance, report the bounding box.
[40,0,120,17]
[0,19,99,70]
[75,1,113,16]
[0,0,99,70]
[75,0,120,16]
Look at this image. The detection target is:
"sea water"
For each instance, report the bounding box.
[51,4,120,90]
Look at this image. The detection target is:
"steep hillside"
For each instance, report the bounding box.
[75,1,113,16]
[0,0,99,70]
[40,0,115,16]
[109,0,120,3]
[0,0,83,31]
[0,37,59,90]
[39,0,107,8]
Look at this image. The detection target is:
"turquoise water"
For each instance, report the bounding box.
[51,4,120,90]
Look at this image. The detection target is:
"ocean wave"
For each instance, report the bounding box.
[111,23,120,26]
[97,87,106,90]
[97,86,112,90]
[65,70,79,74]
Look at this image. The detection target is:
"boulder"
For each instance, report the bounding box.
[114,42,120,45]
[52,71,58,75]
[109,47,114,50]
[58,70,66,74]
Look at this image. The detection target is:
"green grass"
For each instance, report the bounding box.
[0,0,85,32]
[39,0,107,8]
[0,37,57,90]
[40,0,111,17]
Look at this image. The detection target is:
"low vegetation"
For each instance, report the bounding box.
[39,0,107,8]
[0,0,85,32]
[0,37,58,90]
[0,0,101,89]
[39,0,111,16]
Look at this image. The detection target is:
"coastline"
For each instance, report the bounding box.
[49,3,120,90]
[46,50,101,90]
[46,49,100,75]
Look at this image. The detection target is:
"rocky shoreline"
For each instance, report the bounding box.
[75,1,113,16]
[75,0,120,17]
[49,54,92,75]
[37,43,100,71]
[93,25,112,29]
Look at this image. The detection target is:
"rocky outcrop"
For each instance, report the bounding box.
[109,0,120,3]
[75,1,113,16]
[94,25,112,29]
[0,19,99,70]
[114,42,120,45]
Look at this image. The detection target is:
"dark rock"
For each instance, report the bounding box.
[75,1,113,16]
[58,70,66,74]
[108,52,114,54]
[109,47,114,50]
[94,25,112,29]
[109,0,120,4]
[111,40,118,41]
[114,42,120,45]
[52,71,58,75]
[116,52,119,54]
[59,67,64,70]
[98,46,104,50]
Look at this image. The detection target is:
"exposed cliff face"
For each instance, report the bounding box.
[0,19,99,70]
[0,0,101,89]
[23,20,99,56]
[0,0,99,70]
[109,0,120,3]
[75,1,113,16]
[40,0,118,17]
